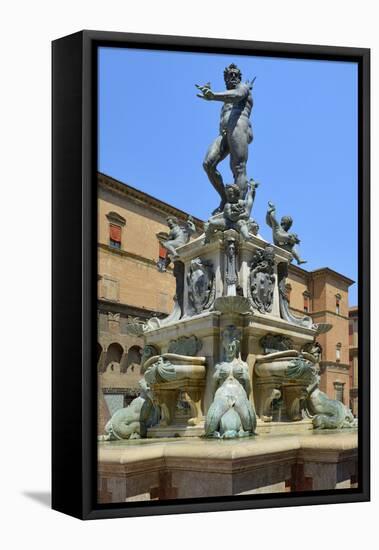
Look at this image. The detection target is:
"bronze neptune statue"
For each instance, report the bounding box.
[196,64,255,213]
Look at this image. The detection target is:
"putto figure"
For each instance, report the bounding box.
[266,201,307,265]
[157,215,196,270]
[196,64,255,213]
[204,180,259,243]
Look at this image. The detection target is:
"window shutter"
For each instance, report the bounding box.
[159,244,167,259]
[109,224,121,243]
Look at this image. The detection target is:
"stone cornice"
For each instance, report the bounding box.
[319,361,350,372]
[309,267,355,286]
[310,309,349,321]
[288,306,348,322]
[97,298,166,320]
[98,172,204,232]
[106,211,126,226]
[178,231,292,263]
[288,264,354,286]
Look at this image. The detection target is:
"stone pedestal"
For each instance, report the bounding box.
[141,231,317,435]
[178,232,291,318]
[147,377,206,438]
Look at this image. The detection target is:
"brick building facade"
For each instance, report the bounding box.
[97,173,202,427]
[97,172,357,429]
[286,264,354,407]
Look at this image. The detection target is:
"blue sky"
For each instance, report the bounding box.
[98,47,358,305]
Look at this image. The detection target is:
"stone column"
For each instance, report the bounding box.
[97,349,106,373]
[271,262,281,317]
[246,333,261,411]
[120,350,128,373]
[239,244,252,298]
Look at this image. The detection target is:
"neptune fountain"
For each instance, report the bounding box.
[98,63,358,502]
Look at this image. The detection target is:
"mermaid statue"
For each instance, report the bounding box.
[205,326,257,438]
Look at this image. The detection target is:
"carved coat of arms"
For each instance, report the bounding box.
[248,246,275,313]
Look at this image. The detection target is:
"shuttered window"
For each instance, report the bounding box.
[109,224,122,249]
[159,243,167,260]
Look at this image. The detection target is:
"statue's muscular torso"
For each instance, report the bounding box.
[219,83,253,136]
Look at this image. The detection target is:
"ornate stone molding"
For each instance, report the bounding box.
[98,172,204,233]
[260,333,294,353]
[168,336,202,356]
[106,211,126,226]
[248,246,275,313]
[187,257,215,316]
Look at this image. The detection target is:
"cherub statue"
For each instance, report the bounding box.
[204,180,259,243]
[266,201,307,265]
[157,215,196,269]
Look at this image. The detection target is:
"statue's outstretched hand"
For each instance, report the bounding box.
[195,83,214,100]
[292,233,300,244]
[249,178,260,191]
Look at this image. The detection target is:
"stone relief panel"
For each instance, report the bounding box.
[187,257,215,316]
[167,335,202,356]
[108,312,120,333]
[99,275,120,302]
[248,246,275,313]
[260,334,294,354]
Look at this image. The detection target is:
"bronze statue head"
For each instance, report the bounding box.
[224,63,242,89]
[225,183,241,202]
[166,216,178,228]
[263,245,275,262]
[222,325,242,361]
[280,215,293,231]
[225,338,240,362]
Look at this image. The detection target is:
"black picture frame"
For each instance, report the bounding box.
[52,30,370,520]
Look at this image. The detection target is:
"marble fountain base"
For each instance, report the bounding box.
[97,429,358,503]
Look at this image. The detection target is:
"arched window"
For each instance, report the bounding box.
[126,345,142,373]
[105,342,124,371]
[97,343,103,371]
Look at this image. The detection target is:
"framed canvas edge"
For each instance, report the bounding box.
[52,30,370,520]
